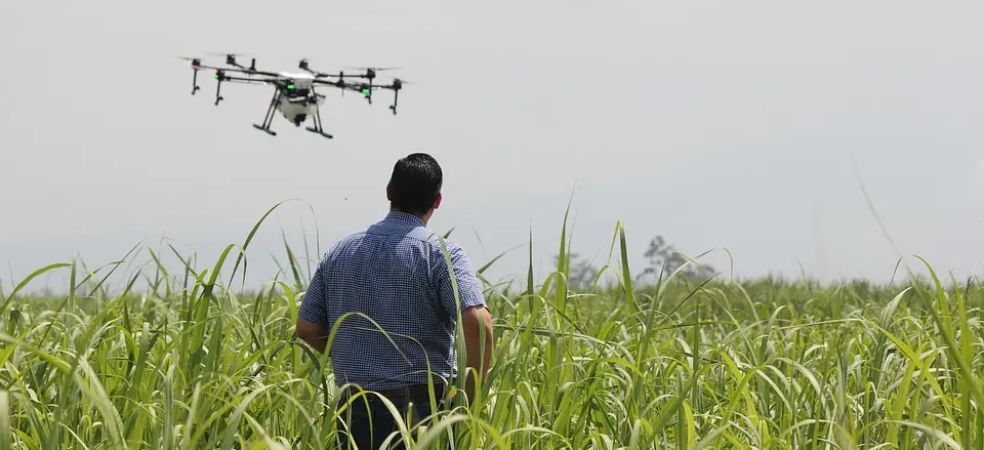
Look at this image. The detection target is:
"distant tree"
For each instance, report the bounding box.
[554,253,599,292]
[639,236,715,282]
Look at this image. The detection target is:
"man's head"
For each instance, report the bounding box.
[387,153,443,219]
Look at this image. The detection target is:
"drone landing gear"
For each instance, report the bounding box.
[306,127,333,139]
[388,88,400,115]
[305,101,333,139]
[252,124,277,136]
[252,88,282,136]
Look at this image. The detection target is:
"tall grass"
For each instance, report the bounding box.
[0,209,981,449]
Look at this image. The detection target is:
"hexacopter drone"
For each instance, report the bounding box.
[179,54,406,139]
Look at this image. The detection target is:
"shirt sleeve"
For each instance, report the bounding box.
[434,241,486,317]
[298,261,331,330]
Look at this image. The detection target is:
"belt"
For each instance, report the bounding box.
[346,383,446,401]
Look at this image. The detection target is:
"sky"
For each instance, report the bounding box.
[2,1,983,292]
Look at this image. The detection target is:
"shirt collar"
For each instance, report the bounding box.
[385,210,425,226]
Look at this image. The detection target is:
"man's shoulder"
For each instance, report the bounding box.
[421,235,469,261]
[387,228,464,260]
[321,231,367,260]
[372,221,455,249]
[338,230,369,246]
[321,222,468,260]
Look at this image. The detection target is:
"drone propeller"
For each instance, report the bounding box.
[205,52,252,68]
[205,52,249,60]
[378,78,412,88]
[299,58,335,77]
[175,56,203,66]
[350,66,397,80]
[345,66,401,71]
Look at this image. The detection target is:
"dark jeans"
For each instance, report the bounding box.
[336,390,445,450]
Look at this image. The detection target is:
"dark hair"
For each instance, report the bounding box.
[388,153,443,215]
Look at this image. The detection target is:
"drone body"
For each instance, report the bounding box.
[258,72,323,129]
[181,54,405,139]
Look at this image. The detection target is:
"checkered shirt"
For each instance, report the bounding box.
[299,211,486,390]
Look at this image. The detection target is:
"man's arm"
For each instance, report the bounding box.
[296,317,330,353]
[461,305,493,400]
[434,241,493,399]
[296,260,331,353]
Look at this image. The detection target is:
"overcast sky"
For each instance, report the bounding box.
[2,1,983,291]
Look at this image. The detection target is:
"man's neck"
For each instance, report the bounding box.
[390,208,431,226]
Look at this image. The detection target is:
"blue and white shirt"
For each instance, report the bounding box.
[299,211,486,390]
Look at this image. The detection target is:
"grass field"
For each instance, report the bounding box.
[0,212,981,449]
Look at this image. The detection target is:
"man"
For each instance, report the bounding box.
[296,153,494,450]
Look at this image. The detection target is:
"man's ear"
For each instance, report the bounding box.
[433,193,443,210]
[386,182,394,201]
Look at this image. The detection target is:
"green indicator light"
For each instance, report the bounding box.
[287,84,296,90]
[361,88,371,95]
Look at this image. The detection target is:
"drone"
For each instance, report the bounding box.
[179,54,406,139]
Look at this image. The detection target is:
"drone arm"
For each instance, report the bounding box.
[195,63,280,78]
[214,74,283,105]
[221,75,280,85]
[312,79,364,94]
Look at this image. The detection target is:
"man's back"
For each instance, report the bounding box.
[295,153,494,449]
[299,211,485,389]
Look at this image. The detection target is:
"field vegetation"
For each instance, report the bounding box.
[0,208,981,449]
